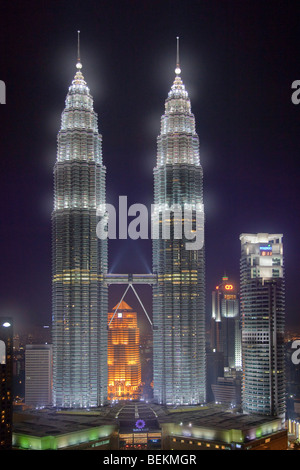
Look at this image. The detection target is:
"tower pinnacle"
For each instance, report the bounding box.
[76,30,82,70]
[175,36,181,75]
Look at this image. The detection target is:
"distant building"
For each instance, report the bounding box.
[140,333,153,400]
[211,376,241,406]
[0,318,13,449]
[240,233,285,420]
[211,275,241,370]
[108,301,142,400]
[206,350,224,402]
[25,344,53,407]
[288,419,300,441]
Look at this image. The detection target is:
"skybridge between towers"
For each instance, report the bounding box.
[104,273,157,286]
[104,273,157,329]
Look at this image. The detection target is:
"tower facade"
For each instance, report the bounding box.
[211,275,241,370]
[152,43,206,405]
[25,344,53,407]
[240,233,285,419]
[107,301,142,401]
[52,56,108,408]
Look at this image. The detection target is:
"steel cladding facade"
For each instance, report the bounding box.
[52,63,108,408]
[152,72,206,405]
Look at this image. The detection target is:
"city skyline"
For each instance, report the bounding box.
[0,1,300,335]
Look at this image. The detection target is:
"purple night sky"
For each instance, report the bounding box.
[0,0,299,332]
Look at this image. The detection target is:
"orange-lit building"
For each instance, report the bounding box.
[108,301,142,401]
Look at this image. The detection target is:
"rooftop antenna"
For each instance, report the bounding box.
[76,30,82,69]
[175,36,181,75]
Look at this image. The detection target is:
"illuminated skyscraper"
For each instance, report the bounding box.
[211,275,241,370]
[152,40,206,405]
[25,344,53,407]
[52,40,108,408]
[0,318,13,449]
[107,301,142,401]
[240,233,285,420]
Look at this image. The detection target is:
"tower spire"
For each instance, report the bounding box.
[175,36,181,75]
[76,30,82,70]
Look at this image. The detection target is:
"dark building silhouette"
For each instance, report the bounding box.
[0,318,13,449]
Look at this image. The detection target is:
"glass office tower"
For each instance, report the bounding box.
[240,233,285,420]
[25,344,53,407]
[211,275,242,370]
[152,43,206,405]
[52,57,108,408]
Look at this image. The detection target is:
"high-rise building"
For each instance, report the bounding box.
[25,344,53,407]
[0,318,13,449]
[206,350,224,402]
[211,275,241,370]
[107,301,142,401]
[152,40,206,405]
[211,376,241,406]
[52,43,108,408]
[240,233,285,420]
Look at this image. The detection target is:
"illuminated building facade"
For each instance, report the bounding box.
[0,318,13,449]
[52,50,108,408]
[161,412,287,450]
[211,275,241,370]
[25,344,53,407]
[240,233,285,420]
[12,403,288,450]
[108,301,142,401]
[152,41,206,405]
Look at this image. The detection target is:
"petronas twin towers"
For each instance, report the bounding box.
[52,57,108,407]
[52,38,206,408]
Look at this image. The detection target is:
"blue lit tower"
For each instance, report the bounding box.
[152,40,206,405]
[52,36,108,408]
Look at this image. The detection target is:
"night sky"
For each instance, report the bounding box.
[0,0,299,333]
